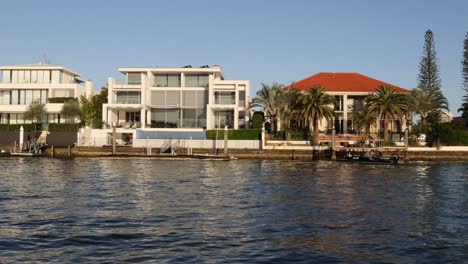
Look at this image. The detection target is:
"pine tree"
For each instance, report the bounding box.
[416,30,448,130]
[458,32,468,126]
[418,30,442,95]
[463,33,468,92]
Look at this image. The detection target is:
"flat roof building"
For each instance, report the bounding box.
[0,63,93,125]
[103,65,250,131]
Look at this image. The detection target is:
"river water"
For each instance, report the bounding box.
[0,158,466,263]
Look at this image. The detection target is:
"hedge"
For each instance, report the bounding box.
[0,124,41,131]
[439,129,468,146]
[48,97,78,103]
[48,123,80,132]
[206,129,261,140]
[274,130,312,140]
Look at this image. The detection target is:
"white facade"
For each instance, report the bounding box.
[0,63,93,124]
[103,65,250,130]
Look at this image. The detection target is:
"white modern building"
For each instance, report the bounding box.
[0,63,93,125]
[103,65,250,130]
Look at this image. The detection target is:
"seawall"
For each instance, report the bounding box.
[42,146,468,161]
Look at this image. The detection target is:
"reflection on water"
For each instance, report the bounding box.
[0,158,467,263]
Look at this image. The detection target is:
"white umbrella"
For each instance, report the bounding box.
[19,125,24,151]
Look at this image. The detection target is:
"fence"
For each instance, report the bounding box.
[133,138,260,149]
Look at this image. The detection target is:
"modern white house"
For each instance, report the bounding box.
[103,65,250,130]
[0,63,93,125]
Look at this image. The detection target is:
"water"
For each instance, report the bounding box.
[0,158,466,263]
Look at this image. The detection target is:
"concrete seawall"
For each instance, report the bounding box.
[41,146,468,161]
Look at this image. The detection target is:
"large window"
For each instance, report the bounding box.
[125,111,141,123]
[127,73,141,85]
[151,109,180,128]
[214,110,234,129]
[185,74,209,87]
[0,91,10,105]
[154,74,181,87]
[150,90,207,128]
[238,91,246,107]
[116,91,141,104]
[3,89,48,105]
[215,92,235,105]
[53,89,74,98]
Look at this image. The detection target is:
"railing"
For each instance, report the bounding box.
[115,98,140,104]
[160,139,179,155]
[214,98,235,105]
[113,79,141,85]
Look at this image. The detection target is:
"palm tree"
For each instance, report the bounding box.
[365,85,406,141]
[411,87,448,132]
[352,109,375,136]
[458,101,468,127]
[298,86,335,146]
[277,86,300,140]
[251,83,283,134]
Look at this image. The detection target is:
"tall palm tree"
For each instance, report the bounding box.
[365,85,406,141]
[298,86,335,146]
[352,109,375,136]
[411,87,448,132]
[251,83,283,134]
[277,86,300,140]
[458,101,468,127]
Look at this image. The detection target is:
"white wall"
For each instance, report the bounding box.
[133,138,260,149]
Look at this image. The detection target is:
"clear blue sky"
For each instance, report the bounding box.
[1,0,467,113]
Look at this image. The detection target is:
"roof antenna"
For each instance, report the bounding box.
[40,54,50,65]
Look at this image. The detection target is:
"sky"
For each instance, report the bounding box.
[1,0,467,113]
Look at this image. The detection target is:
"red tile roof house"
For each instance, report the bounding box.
[285,73,411,145]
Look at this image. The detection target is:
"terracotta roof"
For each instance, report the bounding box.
[287,72,410,93]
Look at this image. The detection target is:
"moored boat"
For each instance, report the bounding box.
[345,151,399,165]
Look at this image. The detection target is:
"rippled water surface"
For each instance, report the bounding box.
[0,158,467,263]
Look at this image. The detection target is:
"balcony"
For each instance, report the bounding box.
[214,92,235,105]
[115,98,140,104]
[113,91,141,104]
[111,78,141,89]
[215,97,235,105]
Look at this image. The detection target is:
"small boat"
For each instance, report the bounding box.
[345,151,399,165]
[0,150,11,157]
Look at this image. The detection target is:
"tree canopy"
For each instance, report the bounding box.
[61,99,81,123]
[365,85,406,141]
[418,29,443,95]
[24,100,46,123]
[298,86,335,145]
[458,32,468,127]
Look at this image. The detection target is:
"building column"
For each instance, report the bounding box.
[234,83,239,129]
[146,109,151,127]
[141,108,146,128]
[206,74,214,129]
[343,94,348,134]
[141,72,147,129]
[181,73,185,87]
[85,81,93,99]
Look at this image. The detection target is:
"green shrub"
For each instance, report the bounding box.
[274,130,311,140]
[439,129,468,146]
[0,123,41,131]
[48,97,78,103]
[251,111,264,129]
[48,123,80,132]
[382,140,396,147]
[206,129,261,140]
